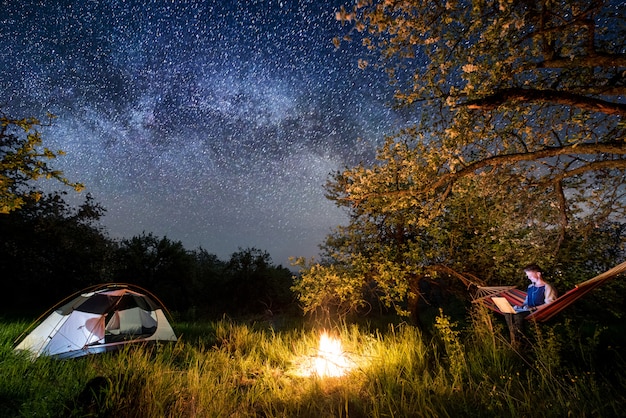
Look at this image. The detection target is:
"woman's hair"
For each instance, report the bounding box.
[523,263,543,274]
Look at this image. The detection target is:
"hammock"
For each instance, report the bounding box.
[473,260,626,322]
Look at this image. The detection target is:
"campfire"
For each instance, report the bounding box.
[293,331,354,378]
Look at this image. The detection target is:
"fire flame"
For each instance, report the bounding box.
[313,331,350,377]
[291,331,355,378]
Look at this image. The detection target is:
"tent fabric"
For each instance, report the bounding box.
[473,260,626,322]
[14,284,177,359]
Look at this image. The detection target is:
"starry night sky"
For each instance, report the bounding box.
[1,0,406,266]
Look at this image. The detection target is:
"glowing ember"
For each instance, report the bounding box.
[313,332,350,377]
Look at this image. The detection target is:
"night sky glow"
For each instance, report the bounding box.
[1,0,406,266]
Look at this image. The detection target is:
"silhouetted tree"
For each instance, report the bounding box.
[0,192,113,311]
[114,233,195,312]
[186,248,228,317]
[225,248,294,315]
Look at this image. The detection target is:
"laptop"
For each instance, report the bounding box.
[491,296,518,314]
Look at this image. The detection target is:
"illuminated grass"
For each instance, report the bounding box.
[1,313,624,417]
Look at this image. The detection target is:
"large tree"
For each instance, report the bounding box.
[294,0,626,322]
[333,0,626,243]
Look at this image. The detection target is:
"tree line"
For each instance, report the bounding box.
[0,190,296,318]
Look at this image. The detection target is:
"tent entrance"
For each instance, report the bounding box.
[104,307,158,342]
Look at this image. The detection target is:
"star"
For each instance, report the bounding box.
[0,0,405,265]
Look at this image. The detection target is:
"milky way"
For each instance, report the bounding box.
[1,0,404,266]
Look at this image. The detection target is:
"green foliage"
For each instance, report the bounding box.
[434,309,466,389]
[0,114,83,214]
[291,256,370,320]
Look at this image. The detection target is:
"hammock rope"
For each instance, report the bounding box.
[473,260,626,322]
[473,286,517,302]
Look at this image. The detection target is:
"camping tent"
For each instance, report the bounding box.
[14,284,177,359]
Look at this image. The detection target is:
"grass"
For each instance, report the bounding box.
[1,307,625,417]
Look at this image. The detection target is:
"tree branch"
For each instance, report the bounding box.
[536,53,626,69]
[554,180,568,252]
[540,159,626,185]
[428,264,486,288]
[427,142,626,195]
[351,142,626,205]
[463,88,626,116]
